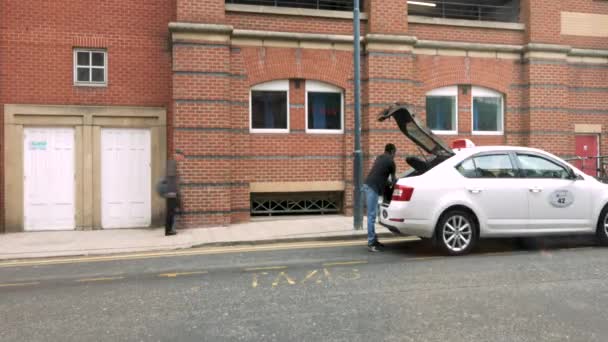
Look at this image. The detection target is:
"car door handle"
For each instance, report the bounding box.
[529,187,543,193]
[467,188,482,194]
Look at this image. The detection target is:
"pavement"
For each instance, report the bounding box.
[0,215,395,260]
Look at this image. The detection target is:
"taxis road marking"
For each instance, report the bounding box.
[0,237,417,268]
[0,281,40,288]
[158,271,208,278]
[302,270,319,283]
[75,276,124,283]
[251,272,268,288]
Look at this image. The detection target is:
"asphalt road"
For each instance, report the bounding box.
[1,236,607,342]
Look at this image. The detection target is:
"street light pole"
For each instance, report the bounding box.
[353,0,363,230]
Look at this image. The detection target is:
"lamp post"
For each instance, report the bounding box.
[353,0,363,230]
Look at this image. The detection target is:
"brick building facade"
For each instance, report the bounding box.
[1,0,607,232]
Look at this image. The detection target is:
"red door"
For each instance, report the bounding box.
[575,135,599,176]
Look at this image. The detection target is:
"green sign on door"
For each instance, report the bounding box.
[30,141,47,150]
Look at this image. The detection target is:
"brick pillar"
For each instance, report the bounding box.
[228,46,251,224]
[176,0,225,24]
[364,0,415,179]
[171,23,233,227]
[521,0,572,155]
[368,0,408,35]
[521,0,563,45]
[174,0,232,229]
[523,47,572,156]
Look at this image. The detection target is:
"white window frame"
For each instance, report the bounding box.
[249,80,290,133]
[425,86,458,135]
[305,80,344,134]
[471,86,504,136]
[73,48,108,87]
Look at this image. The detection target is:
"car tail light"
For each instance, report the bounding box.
[392,184,414,201]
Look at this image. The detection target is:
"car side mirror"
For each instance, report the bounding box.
[568,169,583,180]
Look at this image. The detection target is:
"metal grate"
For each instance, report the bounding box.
[226,0,362,11]
[408,0,520,23]
[251,192,342,216]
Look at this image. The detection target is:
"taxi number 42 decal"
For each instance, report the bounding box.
[550,190,574,208]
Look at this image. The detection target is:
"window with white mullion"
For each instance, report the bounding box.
[425,86,457,135]
[472,86,504,135]
[74,49,107,86]
[250,80,290,133]
[305,80,344,134]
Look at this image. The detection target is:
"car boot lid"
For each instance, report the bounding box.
[378,103,454,158]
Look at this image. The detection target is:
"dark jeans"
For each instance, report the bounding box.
[165,198,178,233]
[363,184,379,245]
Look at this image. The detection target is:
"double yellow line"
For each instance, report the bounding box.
[0,237,417,269]
[0,281,40,288]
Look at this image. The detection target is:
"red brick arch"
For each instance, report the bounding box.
[241,46,351,90]
[416,56,512,95]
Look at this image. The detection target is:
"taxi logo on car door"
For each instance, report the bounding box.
[549,190,574,208]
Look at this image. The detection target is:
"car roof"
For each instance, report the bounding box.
[454,145,558,157]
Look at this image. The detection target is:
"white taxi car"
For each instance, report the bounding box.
[377,104,608,256]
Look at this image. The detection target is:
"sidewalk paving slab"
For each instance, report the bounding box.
[0,215,396,261]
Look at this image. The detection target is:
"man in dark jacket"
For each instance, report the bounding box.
[161,150,184,236]
[363,143,397,252]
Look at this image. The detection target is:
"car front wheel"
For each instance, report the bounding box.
[596,207,608,245]
[435,210,478,256]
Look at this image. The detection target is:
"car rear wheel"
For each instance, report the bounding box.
[596,206,608,246]
[435,210,478,256]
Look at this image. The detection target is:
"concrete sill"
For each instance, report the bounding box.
[250,181,346,193]
[408,15,525,31]
[226,3,368,20]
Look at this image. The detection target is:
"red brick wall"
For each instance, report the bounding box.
[522,0,562,44]
[367,53,520,171]
[560,0,608,49]
[173,42,356,227]
[177,0,224,23]
[0,0,175,231]
[173,1,608,226]
[523,0,608,49]
[1,0,173,105]
[369,0,408,34]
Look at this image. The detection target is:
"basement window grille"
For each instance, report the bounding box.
[226,0,363,12]
[251,192,342,216]
[408,0,520,23]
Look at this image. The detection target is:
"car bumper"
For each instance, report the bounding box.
[378,203,435,238]
[378,221,403,235]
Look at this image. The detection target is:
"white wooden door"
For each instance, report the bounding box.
[24,127,75,231]
[101,128,151,228]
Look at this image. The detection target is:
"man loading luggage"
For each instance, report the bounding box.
[363,143,397,252]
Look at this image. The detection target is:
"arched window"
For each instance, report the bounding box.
[472,86,504,135]
[425,86,457,134]
[305,81,344,134]
[250,80,289,133]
